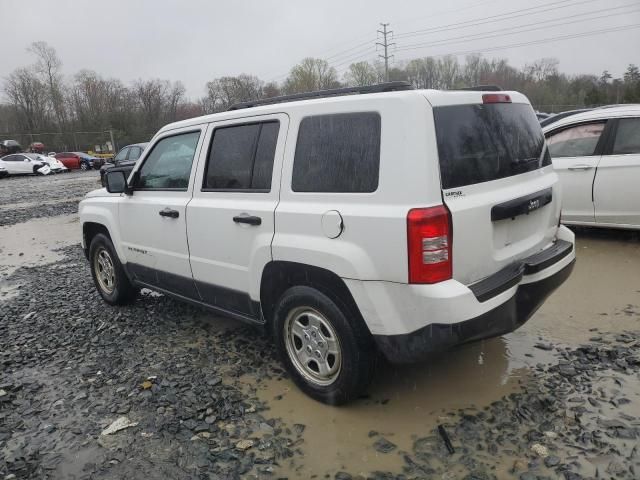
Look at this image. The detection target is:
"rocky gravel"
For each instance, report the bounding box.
[1,246,299,479]
[1,171,639,480]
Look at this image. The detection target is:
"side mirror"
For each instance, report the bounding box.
[105,170,130,194]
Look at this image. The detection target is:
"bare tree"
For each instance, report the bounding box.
[283,58,339,94]
[524,58,559,83]
[202,74,262,112]
[4,66,49,131]
[28,41,66,128]
[344,61,378,87]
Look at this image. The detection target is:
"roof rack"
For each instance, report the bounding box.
[228,81,415,110]
[457,85,502,91]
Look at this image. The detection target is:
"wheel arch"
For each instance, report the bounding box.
[259,261,368,332]
[82,222,112,258]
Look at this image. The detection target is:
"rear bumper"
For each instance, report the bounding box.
[345,226,575,364]
[374,257,574,363]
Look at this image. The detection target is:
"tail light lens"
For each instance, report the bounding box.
[482,93,511,104]
[407,205,452,284]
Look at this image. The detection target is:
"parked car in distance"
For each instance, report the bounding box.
[76,152,105,169]
[55,152,87,170]
[54,152,100,170]
[81,83,575,404]
[34,153,68,173]
[0,153,48,175]
[544,104,640,230]
[0,139,22,156]
[100,143,148,186]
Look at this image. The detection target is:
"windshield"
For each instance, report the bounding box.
[433,103,550,189]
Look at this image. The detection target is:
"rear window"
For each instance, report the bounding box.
[434,103,549,189]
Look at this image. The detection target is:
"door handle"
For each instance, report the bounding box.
[233,215,261,226]
[159,208,179,218]
[567,164,593,171]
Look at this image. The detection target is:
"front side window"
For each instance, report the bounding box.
[612,118,640,155]
[292,112,381,193]
[137,131,200,190]
[114,148,128,162]
[204,121,279,191]
[128,146,143,161]
[547,122,605,158]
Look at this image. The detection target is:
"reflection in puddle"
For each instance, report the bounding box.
[257,333,550,477]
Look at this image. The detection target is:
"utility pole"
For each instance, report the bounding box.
[376,23,395,82]
[109,129,116,154]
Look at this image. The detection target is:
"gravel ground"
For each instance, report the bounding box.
[1,173,639,480]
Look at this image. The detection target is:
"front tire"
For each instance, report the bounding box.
[80,162,89,171]
[89,233,138,305]
[272,286,376,405]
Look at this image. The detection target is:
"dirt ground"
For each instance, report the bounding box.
[1,172,639,479]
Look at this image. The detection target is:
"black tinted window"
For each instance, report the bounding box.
[204,121,279,190]
[252,122,279,190]
[138,131,200,190]
[292,113,381,193]
[434,103,549,189]
[612,118,640,155]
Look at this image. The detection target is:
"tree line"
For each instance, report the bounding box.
[2,41,639,151]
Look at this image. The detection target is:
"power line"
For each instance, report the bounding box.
[394,0,601,39]
[395,4,640,53]
[377,23,395,82]
[392,23,640,63]
[328,45,378,69]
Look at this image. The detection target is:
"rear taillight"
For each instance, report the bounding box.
[407,205,452,284]
[482,93,511,104]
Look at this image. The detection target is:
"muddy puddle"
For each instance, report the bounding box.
[0,213,81,280]
[253,228,640,478]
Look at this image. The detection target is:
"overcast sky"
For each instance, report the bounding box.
[1,0,638,98]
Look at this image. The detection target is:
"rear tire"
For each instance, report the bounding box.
[89,233,138,305]
[272,286,376,405]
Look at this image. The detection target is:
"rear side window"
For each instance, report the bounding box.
[204,121,279,191]
[292,112,381,193]
[434,103,549,189]
[547,122,605,158]
[612,118,640,155]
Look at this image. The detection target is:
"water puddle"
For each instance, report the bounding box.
[0,213,80,278]
[253,228,640,477]
[253,333,552,477]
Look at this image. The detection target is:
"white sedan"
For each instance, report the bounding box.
[0,153,48,175]
[543,105,640,230]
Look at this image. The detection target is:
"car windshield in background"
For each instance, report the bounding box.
[433,103,549,189]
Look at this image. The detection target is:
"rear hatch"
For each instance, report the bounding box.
[427,91,561,285]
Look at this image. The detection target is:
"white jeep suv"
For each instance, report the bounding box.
[79,83,575,405]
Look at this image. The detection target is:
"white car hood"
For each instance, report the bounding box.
[85,188,113,198]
